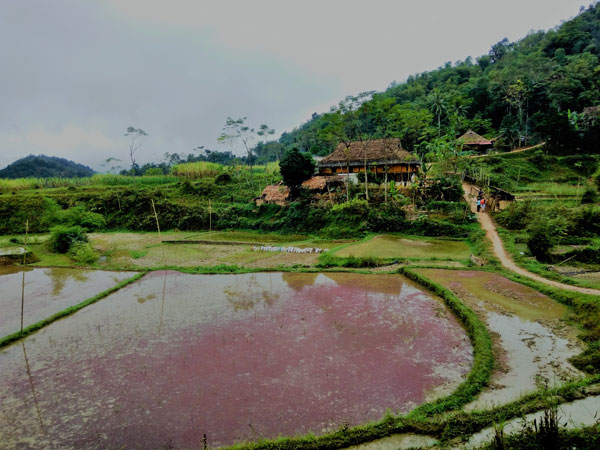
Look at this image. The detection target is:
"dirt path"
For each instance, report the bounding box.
[467,142,545,159]
[463,182,600,296]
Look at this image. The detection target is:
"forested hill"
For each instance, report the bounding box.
[0,155,95,179]
[271,3,600,159]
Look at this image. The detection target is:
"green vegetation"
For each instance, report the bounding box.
[279,147,315,196]
[332,234,471,262]
[49,225,88,253]
[0,154,95,178]
[400,267,494,418]
[279,5,599,160]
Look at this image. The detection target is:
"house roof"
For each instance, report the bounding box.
[318,139,419,168]
[301,175,345,190]
[458,130,492,146]
[260,182,289,203]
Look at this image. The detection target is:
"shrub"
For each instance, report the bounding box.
[581,186,598,204]
[68,242,98,264]
[57,206,106,230]
[49,225,88,253]
[214,173,232,184]
[367,205,407,232]
[527,223,553,262]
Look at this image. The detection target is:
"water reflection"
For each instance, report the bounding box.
[44,267,91,296]
[0,271,472,449]
[0,268,136,338]
[21,342,45,435]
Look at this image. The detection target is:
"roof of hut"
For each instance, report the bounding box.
[301,175,345,190]
[318,139,419,168]
[260,182,289,204]
[458,130,493,146]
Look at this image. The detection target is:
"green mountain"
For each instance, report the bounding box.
[0,155,96,179]
[274,3,600,158]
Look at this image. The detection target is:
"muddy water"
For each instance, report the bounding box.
[465,395,600,449]
[0,267,135,338]
[0,271,472,449]
[415,269,583,410]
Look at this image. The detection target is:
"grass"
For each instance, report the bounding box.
[515,182,581,197]
[497,227,600,290]
[0,174,180,193]
[331,234,472,262]
[16,231,341,271]
[170,161,224,178]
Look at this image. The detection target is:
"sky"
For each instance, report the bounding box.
[0,0,589,171]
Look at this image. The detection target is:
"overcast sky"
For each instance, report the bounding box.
[0,0,588,171]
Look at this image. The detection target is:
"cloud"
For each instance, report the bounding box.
[26,127,115,151]
[0,0,586,170]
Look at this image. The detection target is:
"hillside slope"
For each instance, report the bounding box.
[0,155,95,179]
[275,3,600,158]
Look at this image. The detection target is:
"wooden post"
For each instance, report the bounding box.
[209,199,212,239]
[20,220,29,333]
[150,199,166,267]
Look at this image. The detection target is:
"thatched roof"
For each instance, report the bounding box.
[318,139,419,168]
[260,182,289,205]
[458,130,492,146]
[301,175,345,190]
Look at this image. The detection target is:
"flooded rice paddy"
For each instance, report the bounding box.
[465,395,600,449]
[0,271,472,448]
[0,266,135,338]
[415,269,583,410]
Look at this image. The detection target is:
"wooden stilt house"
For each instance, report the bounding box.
[317,139,420,183]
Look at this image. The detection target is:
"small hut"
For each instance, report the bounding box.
[255,182,289,206]
[317,139,420,184]
[458,130,494,153]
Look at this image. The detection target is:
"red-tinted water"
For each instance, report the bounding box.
[0,272,471,448]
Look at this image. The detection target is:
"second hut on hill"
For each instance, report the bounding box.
[458,130,495,153]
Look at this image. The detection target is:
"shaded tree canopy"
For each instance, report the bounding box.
[279,148,315,195]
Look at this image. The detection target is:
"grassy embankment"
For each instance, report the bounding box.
[466,148,600,289]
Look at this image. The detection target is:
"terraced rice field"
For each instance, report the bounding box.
[0,271,472,448]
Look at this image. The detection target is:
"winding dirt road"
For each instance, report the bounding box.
[463,182,600,297]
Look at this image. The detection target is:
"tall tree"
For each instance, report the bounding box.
[218,117,274,187]
[428,89,447,136]
[124,126,148,175]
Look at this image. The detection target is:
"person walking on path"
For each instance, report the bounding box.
[481,197,486,212]
[476,197,481,212]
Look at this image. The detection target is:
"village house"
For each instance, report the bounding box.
[457,129,495,153]
[316,138,420,184]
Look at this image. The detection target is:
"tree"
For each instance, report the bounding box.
[489,37,512,63]
[320,92,375,202]
[279,147,315,198]
[505,79,529,145]
[428,89,447,136]
[124,127,148,174]
[218,117,274,187]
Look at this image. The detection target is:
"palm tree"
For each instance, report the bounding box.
[429,89,447,136]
